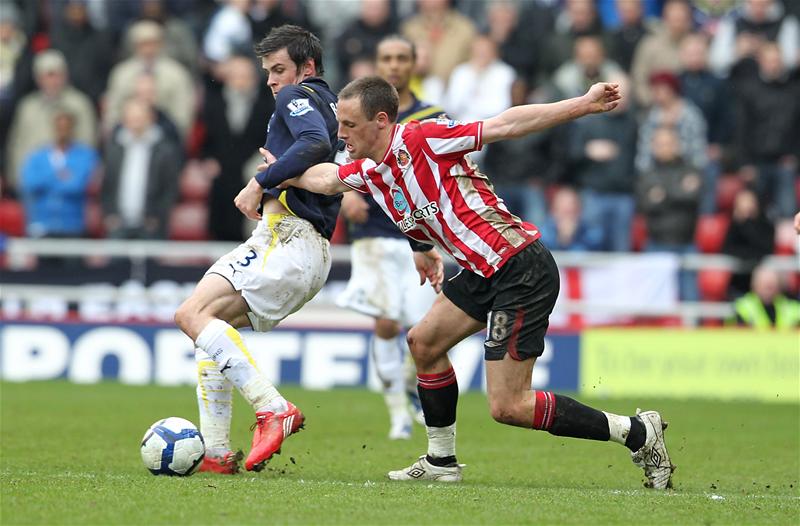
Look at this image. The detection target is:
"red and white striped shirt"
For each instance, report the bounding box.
[337,119,540,277]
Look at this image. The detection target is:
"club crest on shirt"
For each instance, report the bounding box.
[396,149,412,168]
[287,98,314,117]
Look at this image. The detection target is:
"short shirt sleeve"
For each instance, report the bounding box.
[336,160,369,194]
[418,119,483,160]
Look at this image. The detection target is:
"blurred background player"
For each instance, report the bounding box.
[174,25,342,474]
[337,34,445,439]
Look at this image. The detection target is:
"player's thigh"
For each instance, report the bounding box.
[485,353,536,406]
[177,273,250,339]
[408,293,485,359]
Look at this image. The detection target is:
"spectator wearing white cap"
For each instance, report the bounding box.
[6,49,97,192]
[103,19,195,142]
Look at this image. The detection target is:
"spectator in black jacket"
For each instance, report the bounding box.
[101,98,181,239]
[678,32,735,214]
[722,188,775,298]
[734,42,799,220]
[334,0,396,86]
[608,0,652,72]
[567,74,638,251]
[637,126,702,300]
[201,55,274,240]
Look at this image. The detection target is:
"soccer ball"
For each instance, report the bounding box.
[140,417,205,476]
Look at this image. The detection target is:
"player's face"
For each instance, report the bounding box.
[337,97,382,160]
[375,40,414,92]
[262,48,312,97]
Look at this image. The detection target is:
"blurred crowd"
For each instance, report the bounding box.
[0,0,798,303]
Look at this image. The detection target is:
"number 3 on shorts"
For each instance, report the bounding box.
[235,249,257,267]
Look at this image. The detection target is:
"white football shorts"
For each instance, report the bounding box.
[206,214,331,332]
[336,237,436,326]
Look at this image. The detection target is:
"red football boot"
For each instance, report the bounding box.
[198,450,243,475]
[245,402,305,472]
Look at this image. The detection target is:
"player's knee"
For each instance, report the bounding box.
[489,399,517,426]
[174,299,198,337]
[375,318,400,339]
[406,327,439,368]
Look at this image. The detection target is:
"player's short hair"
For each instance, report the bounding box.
[339,76,399,123]
[254,24,324,75]
[375,34,416,62]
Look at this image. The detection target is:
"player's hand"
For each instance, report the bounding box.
[256,148,278,172]
[413,248,444,293]
[234,178,264,221]
[340,192,369,223]
[584,83,620,114]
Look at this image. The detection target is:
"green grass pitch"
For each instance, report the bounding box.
[1,381,798,525]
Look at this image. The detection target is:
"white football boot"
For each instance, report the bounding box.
[387,455,463,482]
[631,409,676,489]
[388,413,412,440]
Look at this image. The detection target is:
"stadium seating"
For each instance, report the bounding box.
[695,214,730,253]
[0,199,25,237]
[697,268,732,302]
[716,175,743,213]
[630,214,648,252]
[168,202,209,241]
[179,160,213,203]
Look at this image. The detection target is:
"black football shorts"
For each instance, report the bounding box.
[442,239,560,361]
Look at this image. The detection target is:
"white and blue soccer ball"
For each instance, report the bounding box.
[140,417,205,476]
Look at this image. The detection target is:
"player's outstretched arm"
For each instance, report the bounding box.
[481,82,621,144]
[279,162,349,195]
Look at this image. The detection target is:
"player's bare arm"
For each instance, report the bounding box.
[481,82,620,144]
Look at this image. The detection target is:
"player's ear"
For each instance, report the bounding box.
[302,58,315,77]
[376,111,389,129]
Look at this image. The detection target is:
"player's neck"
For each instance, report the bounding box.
[368,127,395,163]
[397,89,414,113]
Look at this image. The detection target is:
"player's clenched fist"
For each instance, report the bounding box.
[584,82,621,114]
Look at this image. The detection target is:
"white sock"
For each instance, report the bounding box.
[372,335,404,393]
[195,319,287,414]
[195,348,232,453]
[385,391,411,424]
[603,411,632,445]
[427,423,456,459]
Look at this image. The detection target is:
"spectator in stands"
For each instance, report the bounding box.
[543,0,608,76]
[567,74,638,251]
[482,84,568,227]
[553,35,623,98]
[636,71,707,175]
[203,0,252,70]
[48,0,113,102]
[101,98,180,239]
[7,49,97,193]
[733,42,798,220]
[335,0,396,86]
[637,126,702,301]
[202,55,274,241]
[540,186,604,251]
[631,0,693,107]
[250,0,294,44]
[20,109,98,238]
[729,264,800,329]
[104,20,195,141]
[722,188,775,298]
[0,1,33,187]
[135,0,200,76]
[677,33,734,214]
[119,72,182,149]
[709,0,799,78]
[484,0,551,92]
[402,0,477,86]
[608,0,654,72]
[442,33,514,163]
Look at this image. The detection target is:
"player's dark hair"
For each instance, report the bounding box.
[376,34,416,62]
[339,76,399,123]
[254,24,324,76]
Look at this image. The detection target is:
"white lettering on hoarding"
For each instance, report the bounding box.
[69,328,151,385]
[1,326,69,381]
